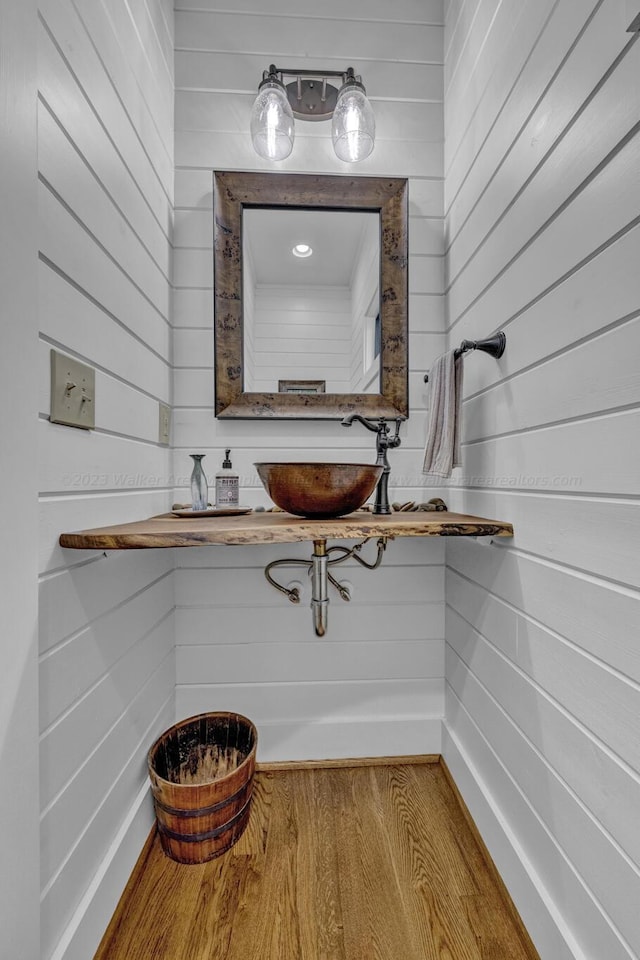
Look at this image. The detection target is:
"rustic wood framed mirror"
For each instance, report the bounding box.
[213,171,408,419]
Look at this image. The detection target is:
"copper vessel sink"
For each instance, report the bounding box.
[254,462,383,519]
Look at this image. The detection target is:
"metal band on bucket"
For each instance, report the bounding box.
[156,796,252,843]
[152,776,252,819]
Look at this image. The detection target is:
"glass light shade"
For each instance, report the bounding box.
[250,81,295,161]
[331,84,375,162]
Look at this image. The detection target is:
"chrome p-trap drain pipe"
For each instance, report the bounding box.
[310,539,329,637]
[263,536,389,636]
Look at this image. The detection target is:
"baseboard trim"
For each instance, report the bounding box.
[440,756,540,960]
[255,715,442,762]
[50,782,155,960]
[442,725,582,960]
[258,753,440,771]
[93,822,157,960]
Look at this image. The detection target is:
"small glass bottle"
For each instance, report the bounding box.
[215,449,239,506]
[190,454,208,511]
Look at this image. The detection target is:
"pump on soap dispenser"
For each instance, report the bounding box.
[215,449,239,506]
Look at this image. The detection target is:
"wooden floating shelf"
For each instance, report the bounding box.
[59,510,514,550]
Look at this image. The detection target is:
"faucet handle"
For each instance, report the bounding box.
[387,417,403,448]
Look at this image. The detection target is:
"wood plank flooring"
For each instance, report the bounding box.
[95,760,539,960]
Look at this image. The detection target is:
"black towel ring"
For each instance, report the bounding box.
[424,332,506,382]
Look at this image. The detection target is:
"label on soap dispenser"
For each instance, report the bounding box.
[216,474,239,505]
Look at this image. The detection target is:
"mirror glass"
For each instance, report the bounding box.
[213,171,408,420]
[243,209,380,395]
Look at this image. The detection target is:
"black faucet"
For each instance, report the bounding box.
[341,414,404,514]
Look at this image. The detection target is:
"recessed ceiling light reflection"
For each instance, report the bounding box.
[292,243,313,258]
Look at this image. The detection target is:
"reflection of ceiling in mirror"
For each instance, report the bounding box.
[244,209,378,287]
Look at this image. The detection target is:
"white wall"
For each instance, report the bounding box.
[173,0,448,760]
[0,2,40,957]
[442,2,640,959]
[37,1,175,957]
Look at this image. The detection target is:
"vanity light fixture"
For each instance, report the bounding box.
[250,65,375,163]
[292,243,313,258]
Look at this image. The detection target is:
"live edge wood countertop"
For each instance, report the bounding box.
[59,510,513,550]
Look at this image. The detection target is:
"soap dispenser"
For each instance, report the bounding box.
[215,449,239,506]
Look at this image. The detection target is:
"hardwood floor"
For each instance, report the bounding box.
[95,760,539,960]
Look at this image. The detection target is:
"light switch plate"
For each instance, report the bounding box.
[50,350,95,429]
[158,402,171,445]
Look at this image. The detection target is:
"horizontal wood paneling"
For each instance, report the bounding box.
[448,3,638,279]
[68,0,172,194]
[175,11,443,64]
[176,131,443,179]
[41,616,174,887]
[446,488,639,589]
[446,544,640,685]
[39,421,172,498]
[39,552,173,655]
[38,103,170,318]
[38,22,170,275]
[448,130,640,333]
[39,263,170,403]
[448,591,640,783]
[96,0,173,151]
[39,184,170,358]
[174,0,444,21]
[40,578,175,730]
[460,223,640,400]
[171,407,431,450]
[461,408,640,496]
[463,316,640,441]
[172,0,446,770]
[38,0,171,232]
[177,638,444,685]
[37,0,174,956]
[445,585,640,866]
[0,2,40,955]
[175,562,444,608]
[444,3,640,958]
[40,602,173,811]
[444,0,502,99]
[176,601,444,646]
[446,0,592,200]
[176,679,443,728]
[448,58,640,324]
[38,341,163,446]
[41,663,174,955]
[176,90,443,143]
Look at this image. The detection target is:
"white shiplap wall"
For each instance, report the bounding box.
[37,2,175,958]
[173,0,448,760]
[0,2,39,956]
[443,2,640,959]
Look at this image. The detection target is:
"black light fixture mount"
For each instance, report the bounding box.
[250,64,375,163]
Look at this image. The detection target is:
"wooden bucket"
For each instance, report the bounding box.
[147,712,257,864]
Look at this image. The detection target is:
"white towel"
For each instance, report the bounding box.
[422,350,464,477]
